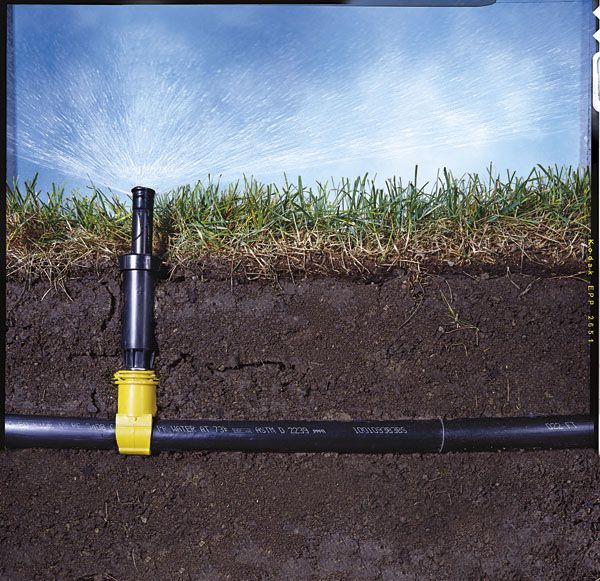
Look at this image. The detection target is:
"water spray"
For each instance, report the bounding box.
[9,3,585,194]
[3,189,595,455]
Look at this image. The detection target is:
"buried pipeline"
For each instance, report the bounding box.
[3,187,596,455]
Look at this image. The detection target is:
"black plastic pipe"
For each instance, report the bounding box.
[5,414,593,454]
[118,186,160,370]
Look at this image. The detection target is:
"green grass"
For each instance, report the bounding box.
[6,164,591,279]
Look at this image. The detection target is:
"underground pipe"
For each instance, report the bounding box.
[5,414,594,454]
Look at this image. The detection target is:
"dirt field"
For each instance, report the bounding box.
[3,263,599,580]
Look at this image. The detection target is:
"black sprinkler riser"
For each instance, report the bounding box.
[119,186,160,370]
[119,267,157,369]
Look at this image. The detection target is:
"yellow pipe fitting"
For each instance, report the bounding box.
[113,369,159,455]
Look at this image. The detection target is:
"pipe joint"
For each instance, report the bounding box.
[119,254,161,272]
[114,369,158,455]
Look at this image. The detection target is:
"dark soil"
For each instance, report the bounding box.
[3,264,598,580]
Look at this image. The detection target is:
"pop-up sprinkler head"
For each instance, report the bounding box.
[114,186,161,455]
[118,186,161,370]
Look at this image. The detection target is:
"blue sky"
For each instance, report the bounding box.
[7,1,592,195]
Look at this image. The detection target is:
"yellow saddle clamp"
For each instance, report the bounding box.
[113,369,159,455]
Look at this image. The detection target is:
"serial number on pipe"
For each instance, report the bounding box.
[545,422,577,430]
[353,426,408,435]
[156,425,329,435]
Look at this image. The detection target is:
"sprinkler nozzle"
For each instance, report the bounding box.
[118,186,161,370]
[130,186,155,255]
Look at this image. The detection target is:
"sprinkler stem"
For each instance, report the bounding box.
[115,186,161,455]
[119,186,160,370]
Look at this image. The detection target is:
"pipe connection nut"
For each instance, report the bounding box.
[114,369,158,455]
